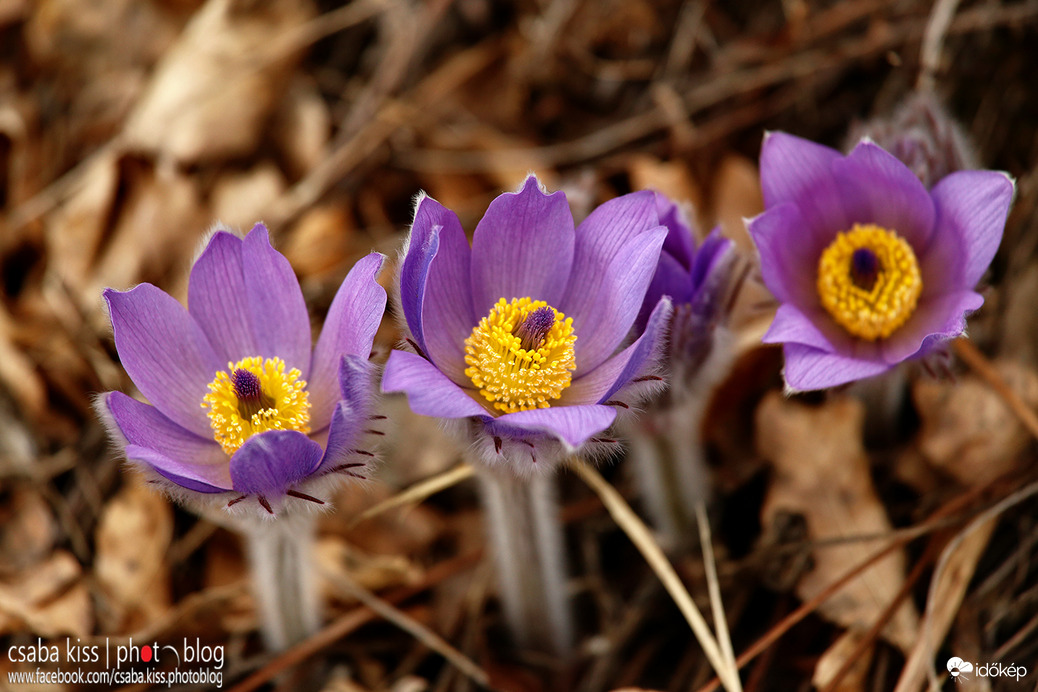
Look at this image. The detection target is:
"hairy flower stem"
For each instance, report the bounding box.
[628,398,711,553]
[243,514,321,650]
[475,462,572,656]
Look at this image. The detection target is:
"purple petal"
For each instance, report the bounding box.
[924,170,1014,292]
[315,354,376,471]
[470,176,575,318]
[656,193,695,269]
[490,405,617,449]
[638,250,690,330]
[241,224,312,375]
[188,231,258,363]
[309,253,386,424]
[565,193,667,373]
[125,446,229,493]
[762,303,840,352]
[782,343,891,391]
[688,230,732,293]
[402,195,477,384]
[747,203,822,311]
[573,226,667,374]
[879,290,983,364]
[381,349,489,419]
[228,430,324,495]
[104,391,231,492]
[105,285,222,438]
[760,132,848,236]
[563,297,672,406]
[833,139,936,249]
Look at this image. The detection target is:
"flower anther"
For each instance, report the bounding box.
[203,356,312,455]
[464,297,577,413]
[816,223,922,341]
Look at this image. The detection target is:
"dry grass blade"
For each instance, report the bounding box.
[323,569,490,688]
[695,501,740,689]
[569,462,742,692]
[349,463,475,528]
[953,338,1038,440]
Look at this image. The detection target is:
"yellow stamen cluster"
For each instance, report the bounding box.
[817,223,922,341]
[202,356,311,455]
[464,297,577,414]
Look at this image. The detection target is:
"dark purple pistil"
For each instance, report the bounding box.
[514,306,556,350]
[233,368,273,419]
[850,248,881,291]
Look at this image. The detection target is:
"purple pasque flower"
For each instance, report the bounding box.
[381,175,673,473]
[97,223,387,516]
[750,132,1014,391]
[638,194,736,391]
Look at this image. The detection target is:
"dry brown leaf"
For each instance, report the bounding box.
[0,303,48,420]
[94,477,173,633]
[210,163,287,231]
[282,204,357,280]
[628,154,703,212]
[913,359,1038,486]
[711,154,762,250]
[0,489,56,573]
[91,158,207,301]
[755,392,919,652]
[121,0,315,166]
[272,76,331,180]
[315,536,420,600]
[0,550,92,637]
[44,150,119,293]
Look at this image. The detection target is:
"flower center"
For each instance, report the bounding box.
[464,297,577,414]
[202,356,311,455]
[816,223,922,341]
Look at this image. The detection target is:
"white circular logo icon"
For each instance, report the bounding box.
[947,657,974,679]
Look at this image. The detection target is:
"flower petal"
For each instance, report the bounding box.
[924,170,1014,292]
[880,290,983,364]
[688,230,732,292]
[104,391,231,491]
[760,131,848,235]
[762,303,839,352]
[782,342,891,392]
[638,249,691,330]
[317,354,375,469]
[125,446,229,493]
[309,253,386,424]
[104,285,222,438]
[833,139,936,249]
[401,195,477,384]
[241,223,312,375]
[490,405,617,449]
[228,430,324,495]
[381,349,489,419]
[562,297,672,406]
[188,230,258,363]
[747,203,822,311]
[656,193,695,269]
[470,176,575,317]
[566,193,667,374]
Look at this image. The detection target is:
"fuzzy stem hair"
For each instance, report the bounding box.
[475,461,573,656]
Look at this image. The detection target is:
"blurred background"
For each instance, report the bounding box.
[0,0,1037,690]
